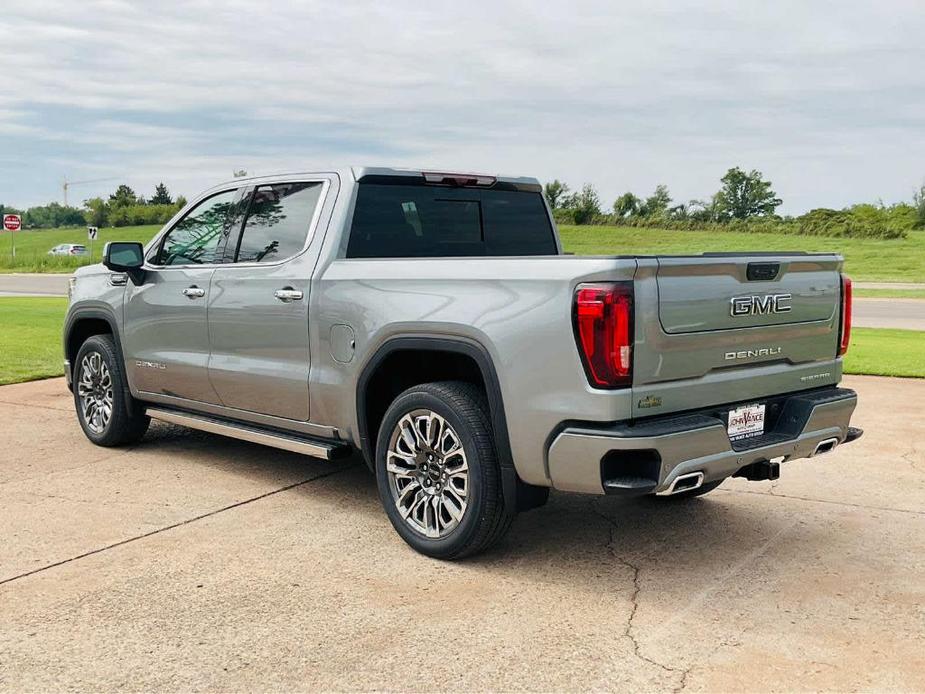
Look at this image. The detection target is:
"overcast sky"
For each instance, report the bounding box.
[1,0,923,213]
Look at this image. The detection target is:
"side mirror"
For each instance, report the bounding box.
[103,242,146,284]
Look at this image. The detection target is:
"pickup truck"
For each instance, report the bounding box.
[64,167,862,559]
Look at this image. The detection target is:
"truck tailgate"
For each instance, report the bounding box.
[632,254,844,417]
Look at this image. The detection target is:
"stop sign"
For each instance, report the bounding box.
[3,214,21,231]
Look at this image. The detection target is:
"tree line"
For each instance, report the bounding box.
[0,183,187,229]
[545,167,925,239]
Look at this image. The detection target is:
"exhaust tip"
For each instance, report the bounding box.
[660,471,704,495]
[813,437,839,456]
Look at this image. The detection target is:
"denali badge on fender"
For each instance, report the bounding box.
[730,293,792,316]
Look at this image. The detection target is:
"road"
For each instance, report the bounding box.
[3,274,924,330]
[0,375,923,691]
[0,273,70,297]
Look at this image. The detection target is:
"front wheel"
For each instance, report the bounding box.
[73,335,150,446]
[375,381,515,559]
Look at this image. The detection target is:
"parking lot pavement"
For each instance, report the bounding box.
[1,377,923,692]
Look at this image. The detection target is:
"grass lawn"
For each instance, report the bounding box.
[842,328,925,378]
[853,288,925,299]
[2,223,924,282]
[1,297,921,387]
[0,297,68,385]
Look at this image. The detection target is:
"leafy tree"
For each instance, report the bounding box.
[543,180,570,210]
[233,169,248,178]
[687,197,720,223]
[715,167,782,220]
[639,184,671,218]
[612,192,640,219]
[562,183,602,225]
[83,197,109,227]
[22,203,86,228]
[109,184,138,208]
[175,195,188,209]
[914,183,925,228]
[149,182,173,205]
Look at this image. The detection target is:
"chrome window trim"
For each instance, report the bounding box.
[143,177,331,271]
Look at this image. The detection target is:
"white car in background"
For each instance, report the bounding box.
[48,244,89,257]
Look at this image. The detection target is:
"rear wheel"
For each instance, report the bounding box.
[375,381,515,559]
[74,335,149,446]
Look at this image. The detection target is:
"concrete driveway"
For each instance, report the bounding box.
[1,376,924,691]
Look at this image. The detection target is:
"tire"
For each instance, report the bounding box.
[375,381,515,559]
[73,334,150,447]
[653,479,724,500]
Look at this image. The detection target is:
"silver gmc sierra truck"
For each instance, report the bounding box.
[64,167,862,558]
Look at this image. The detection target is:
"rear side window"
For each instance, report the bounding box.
[235,182,324,263]
[346,184,556,258]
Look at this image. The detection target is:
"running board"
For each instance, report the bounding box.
[145,407,352,460]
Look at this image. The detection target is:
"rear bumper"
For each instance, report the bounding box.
[547,387,859,495]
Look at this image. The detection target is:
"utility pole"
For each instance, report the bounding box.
[62,177,117,207]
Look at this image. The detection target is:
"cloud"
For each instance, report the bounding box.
[1,0,923,210]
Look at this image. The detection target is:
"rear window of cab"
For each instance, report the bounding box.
[347,184,556,258]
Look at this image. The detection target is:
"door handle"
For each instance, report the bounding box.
[274,287,304,303]
[182,286,206,299]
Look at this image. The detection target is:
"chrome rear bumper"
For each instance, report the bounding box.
[547,387,859,495]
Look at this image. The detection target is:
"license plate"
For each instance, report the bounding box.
[727,403,766,441]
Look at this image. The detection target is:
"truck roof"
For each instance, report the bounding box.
[209,167,542,191]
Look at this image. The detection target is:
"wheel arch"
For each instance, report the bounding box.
[64,308,132,406]
[356,335,519,510]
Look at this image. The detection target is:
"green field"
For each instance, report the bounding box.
[0,296,921,387]
[3,223,924,282]
[844,328,925,378]
[0,297,68,385]
[0,225,161,273]
[852,288,925,299]
[559,225,925,283]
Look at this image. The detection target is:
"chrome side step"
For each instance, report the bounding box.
[145,407,352,460]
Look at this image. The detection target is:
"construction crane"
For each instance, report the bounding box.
[62,177,117,207]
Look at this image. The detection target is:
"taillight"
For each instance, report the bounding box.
[838,274,852,356]
[573,283,633,388]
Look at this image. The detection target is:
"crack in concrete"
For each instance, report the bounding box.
[718,488,925,516]
[0,399,72,413]
[901,445,922,475]
[0,464,357,587]
[594,508,692,692]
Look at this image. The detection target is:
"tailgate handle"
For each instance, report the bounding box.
[746,262,780,281]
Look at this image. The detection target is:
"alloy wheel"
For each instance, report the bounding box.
[386,409,469,538]
[77,351,113,434]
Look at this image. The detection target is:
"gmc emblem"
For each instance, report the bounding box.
[730,293,792,317]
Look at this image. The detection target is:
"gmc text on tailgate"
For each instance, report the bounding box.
[63,167,862,558]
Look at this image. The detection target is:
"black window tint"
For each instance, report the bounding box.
[480,189,556,255]
[347,184,555,258]
[236,182,323,263]
[159,189,236,266]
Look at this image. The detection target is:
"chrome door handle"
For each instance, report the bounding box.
[182,286,206,299]
[274,288,304,302]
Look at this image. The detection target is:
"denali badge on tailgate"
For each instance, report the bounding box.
[730,293,792,316]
